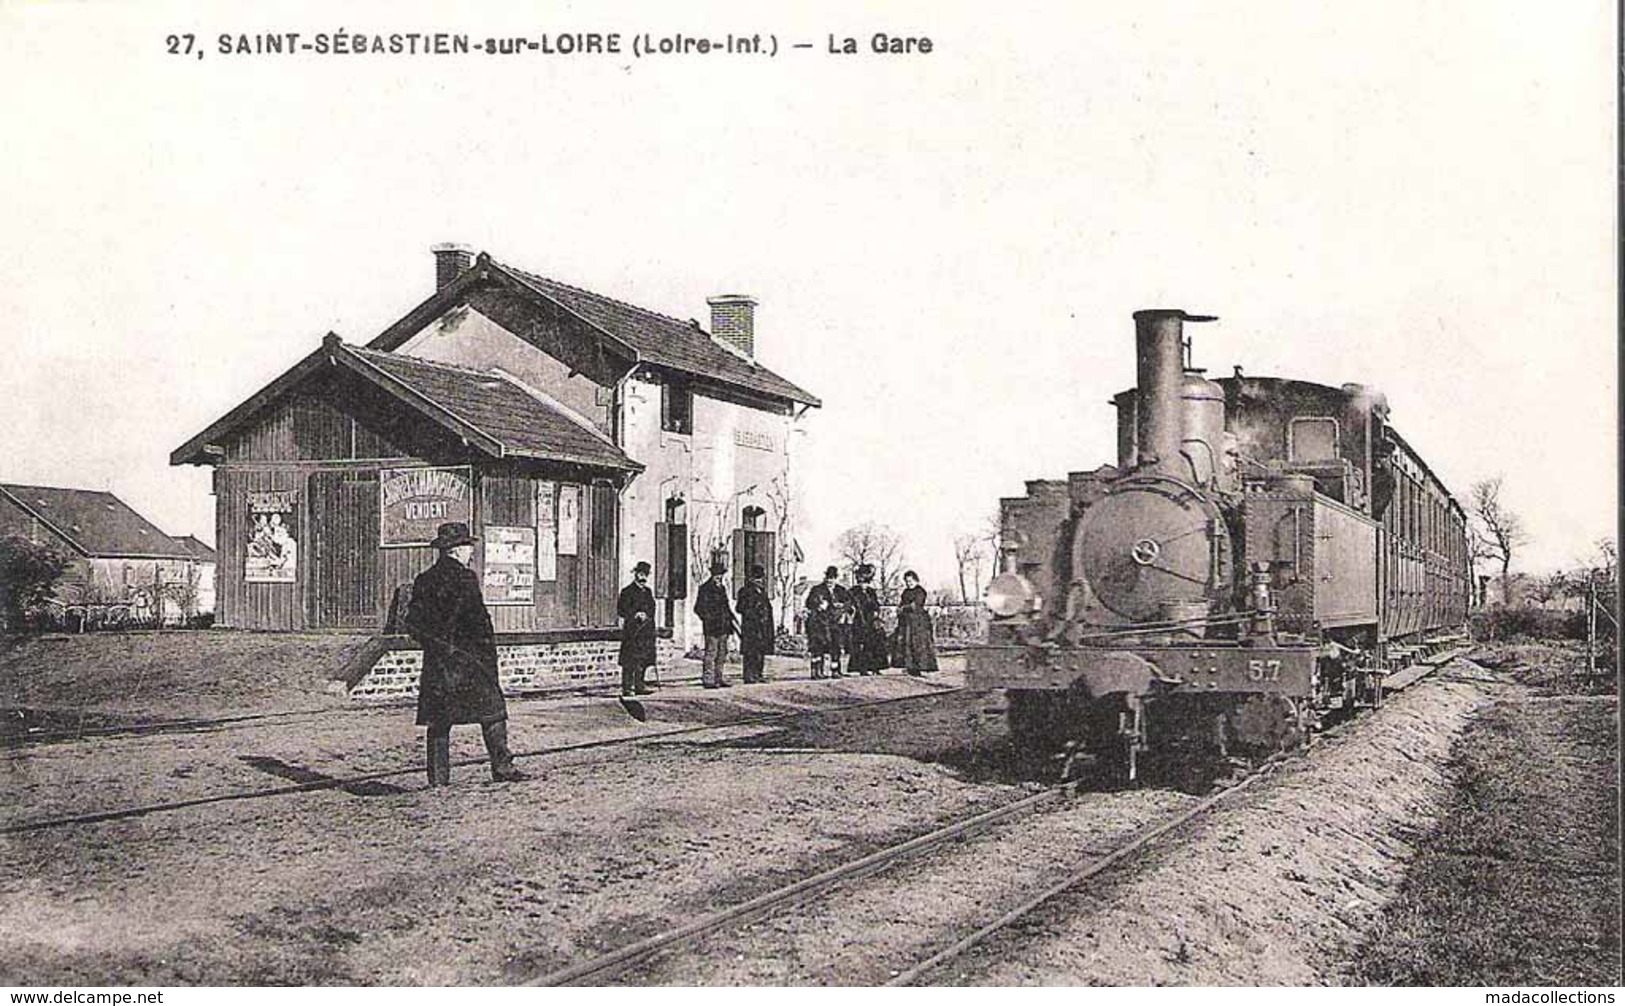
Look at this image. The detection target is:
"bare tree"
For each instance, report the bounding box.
[833,522,906,599]
[952,533,981,604]
[688,500,732,582]
[1467,476,1528,606]
[982,509,1003,580]
[764,473,800,631]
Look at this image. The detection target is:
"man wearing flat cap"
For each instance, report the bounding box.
[405,521,525,786]
[617,561,657,697]
[693,557,738,688]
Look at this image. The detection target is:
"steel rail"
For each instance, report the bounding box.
[531,682,1409,988]
[4,661,974,749]
[2,683,964,836]
[527,779,1086,986]
[2,706,349,748]
[885,759,1283,985]
[890,699,1401,986]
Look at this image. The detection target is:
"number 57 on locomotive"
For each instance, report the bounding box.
[970,310,1471,781]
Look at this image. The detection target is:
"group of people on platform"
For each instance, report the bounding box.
[805,564,938,680]
[616,558,940,696]
[399,521,944,787]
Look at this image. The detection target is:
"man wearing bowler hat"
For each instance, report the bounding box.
[617,561,658,697]
[693,557,738,688]
[405,521,526,786]
[736,564,775,685]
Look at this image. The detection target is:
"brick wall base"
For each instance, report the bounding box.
[349,638,685,703]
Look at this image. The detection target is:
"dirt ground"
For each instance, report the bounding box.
[0,632,363,726]
[4,640,1615,986]
[946,666,1498,985]
[2,665,1038,985]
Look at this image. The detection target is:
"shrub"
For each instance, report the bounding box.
[775,627,808,657]
[931,604,989,645]
[1469,605,1611,643]
[0,535,70,632]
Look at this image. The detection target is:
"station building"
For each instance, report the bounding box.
[171,245,819,692]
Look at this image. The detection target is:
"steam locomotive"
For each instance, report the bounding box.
[969,310,1470,780]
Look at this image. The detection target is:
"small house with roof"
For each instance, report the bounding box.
[0,483,213,623]
[169,535,218,615]
[171,245,818,691]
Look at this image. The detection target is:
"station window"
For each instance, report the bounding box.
[661,380,693,435]
[1288,417,1339,462]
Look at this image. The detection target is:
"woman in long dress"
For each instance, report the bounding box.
[893,570,939,676]
[846,563,889,675]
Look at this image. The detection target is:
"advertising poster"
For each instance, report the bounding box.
[536,480,558,582]
[379,466,472,546]
[556,483,580,557]
[244,490,297,584]
[481,525,537,606]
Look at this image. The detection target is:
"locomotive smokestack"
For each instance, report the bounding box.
[1132,309,1217,476]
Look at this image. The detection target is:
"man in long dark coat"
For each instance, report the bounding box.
[617,561,657,697]
[694,558,738,688]
[736,564,774,684]
[405,522,525,787]
[804,565,846,679]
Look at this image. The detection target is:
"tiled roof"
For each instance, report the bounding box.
[345,347,640,471]
[171,535,218,561]
[0,484,197,559]
[500,264,821,407]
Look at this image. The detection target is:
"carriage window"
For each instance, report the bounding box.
[1288,418,1339,462]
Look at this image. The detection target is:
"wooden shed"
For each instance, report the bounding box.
[171,334,642,634]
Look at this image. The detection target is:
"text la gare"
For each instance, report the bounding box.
[829,33,933,54]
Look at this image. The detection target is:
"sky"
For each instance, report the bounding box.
[0,0,1616,593]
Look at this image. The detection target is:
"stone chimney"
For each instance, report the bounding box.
[431,242,475,291]
[707,294,757,358]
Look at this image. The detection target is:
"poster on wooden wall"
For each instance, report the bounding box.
[536,481,558,582]
[245,490,297,584]
[378,466,472,546]
[557,484,580,557]
[481,525,536,606]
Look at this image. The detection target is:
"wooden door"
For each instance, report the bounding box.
[308,469,381,629]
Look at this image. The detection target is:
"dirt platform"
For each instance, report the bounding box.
[1,668,1008,985]
[958,670,1495,985]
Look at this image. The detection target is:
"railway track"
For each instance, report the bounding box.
[528,753,1293,986]
[1,705,354,749]
[1,682,965,837]
[526,682,1435,987]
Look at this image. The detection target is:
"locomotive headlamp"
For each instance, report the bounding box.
[984,572,1037,618]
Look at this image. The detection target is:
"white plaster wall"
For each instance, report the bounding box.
[394,307,612,433]
[617,374,803,649]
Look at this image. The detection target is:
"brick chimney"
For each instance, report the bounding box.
[431,242,475,291]
[707,294,758,358]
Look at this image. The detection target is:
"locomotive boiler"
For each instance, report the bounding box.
[969,309,1471,781]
